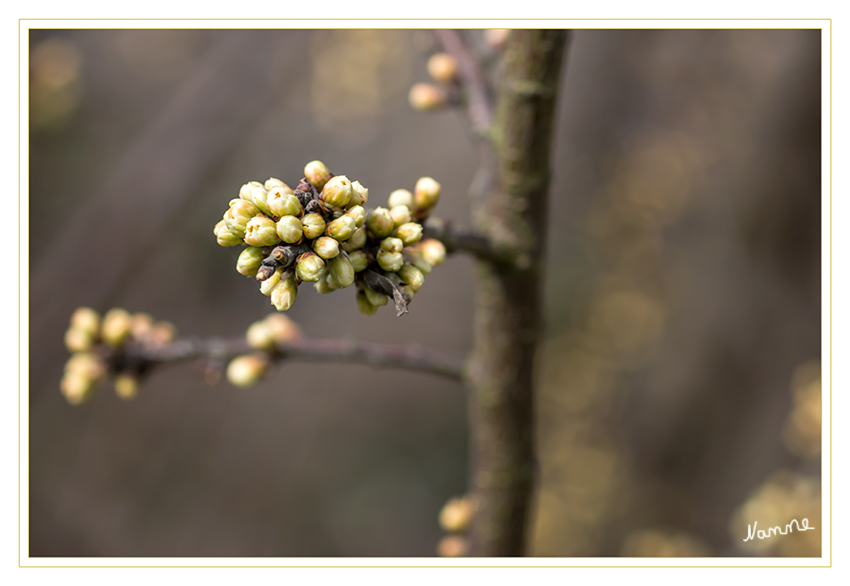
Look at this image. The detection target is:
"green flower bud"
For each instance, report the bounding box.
[244,215,281,247]
[367,207,394,239]
[398,263,425,293]
[64,352,106,380]
[275,215,303,244]
[267,186,302,218]
[60,371,100,405]
[364,286,388,307]
[313,236,340,259]
[236,246,264,277]
[325,215,357,242]
[301,213,326,239]
[225,199,260,236]
[408,83,447,111]
[315,280,334,294]
[414,177,441,211]
[394,222,423,247]
[420,238,447,266]
[380,237,403,254]
[327,254,355,288]
[295,252,325,282]
[240,181,272,217]
[356,290,378,316]
[214,219,243,247]
[64,327,95,353]
[320,175,352,208]
[348,250,369,272]
[304,160,331,190]
[388,189,414,210]
[377,250,404,273]
[226,354,269,388]
[390,205,412,228]
[265,313,301,344]
[340,226,367,252]
[264,177,288,191]
[114,374,140,401]
[101,308,132,348]
[271,277,298,311]
[259,268,283,296]
[246,320,275,351]
[427,52,459,84]
[345,205,367,228]
[405,251,433,275]
[349,181,369,207]
[70,307,100,338]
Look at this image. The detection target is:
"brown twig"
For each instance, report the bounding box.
[433,30,493,137]
[424,217,520,267]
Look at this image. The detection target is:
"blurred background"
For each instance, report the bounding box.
[28,28,822,557]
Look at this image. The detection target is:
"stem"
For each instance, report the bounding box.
[433,30,493,137]
[466,29,569,556]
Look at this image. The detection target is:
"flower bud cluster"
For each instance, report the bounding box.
[436,494,477,557]
[61,307,177,404]
[214,161,446,317]
[408,51,459,112]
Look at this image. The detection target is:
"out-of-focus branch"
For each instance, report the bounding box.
[425,217,522,268]
[433,30,493,137]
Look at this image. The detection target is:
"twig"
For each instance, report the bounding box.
[425,217,519,268]
[433,30,493,137]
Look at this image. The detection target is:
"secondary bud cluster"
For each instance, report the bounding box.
[214,161,447,317]
[436,494,477,557]
[408,52,459,112]
[61,307,177,404]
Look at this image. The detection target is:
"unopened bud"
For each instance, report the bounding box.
[320,175,352,208]
[70,307,100,338]
[315,279,334,294]
[301,213,327,239]
[420,238,447,266]
[341,226,367,252]
[398,264,425,293]
[64,327,95,353]
[409,83,447,111]
[356,290,378,316]
[246,320,275,351]
[244,215,280,247]
[438,496,475,533]
[295,252,325,282]
[271,277,298,311]
[267,187,302,218]
[225,199,260,236]
[129,313,154,339]
[215,220,243,247]
[326,215,357,242]
[349,181,369,207]
[345,205,367,228]
[367,207,394,239]
[240,181,272,217]
[226,354,269,388]
[394,222,424,247]
[437,536,469,558]
[264,177,288,192]
[313,236,340,259]
[377,250,404,273]
[364,286,388,307]
[388,189,414,210]
[276,215,303,244]
[60,371,99,405]
[304,160,331,190]
[101,308,132,347]
[391,205,413,228]
[148,321,177,346]
[380,237,403,254]
[64,352,106,381]
[327,254,355,288]
[427,52,459,84]
[259,268,283,296]
[235,246,263,277]
[414,177,441,212]
[404,250,433,275]
[114,374,140,400]
[485,28,511,50]
[265,313,301,344]
[348,250,369,272]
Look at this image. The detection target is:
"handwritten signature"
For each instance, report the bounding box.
[743,518,816,542]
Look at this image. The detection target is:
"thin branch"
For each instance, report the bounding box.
[433,30,493,137]
[425,217,519,267]
[136,335,466,382]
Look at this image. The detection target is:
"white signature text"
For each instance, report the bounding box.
[743,518,816,542]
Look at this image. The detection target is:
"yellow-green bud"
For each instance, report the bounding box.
[380,237,403,254]
[388,189,414,210]
[390,205,412,228]
[345,205,367,228]
[244,215,280,247]
[327,254,355,288]
[301,213,326,239]
[398,264,425,293]
[226,354,269,388]
[394,222,423,247]
[414,177,441,211]
[276,215,303,244]
[129,313,154,339]
[320,175,352,208]
[377,250,404,273]
[315,280,334,294]
[420,238,447,266]
[271,277,298,311]
[405,251,433,275]
[427,52,459,84]
[409,83,447,111]
[64,327,95,353]
[264,177,288,191]
[439,496,475,532]
[364,286,388,307]
[340,226,367,252]
[313,236,340,259]
[101,308,132,348]
[240,181,272,217]
[436,536,469,558]
[246,320,275,351]
[267,187,302,218]
[367,207,394,239]
[265,313,301,344]
[295,252,325,282]
[259,267,283,296]
[236,246,264,277]
[325,215,357,242]
[70,307,100,338]
[225,199,260,236]
[64,352,106,380]
[356,290,378,316]
[214,219,243,247]
[60,371,99,405]
[304,160,331,190]
[349,181,369,207]
[348,250,369,272]
[114,374,140,401]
